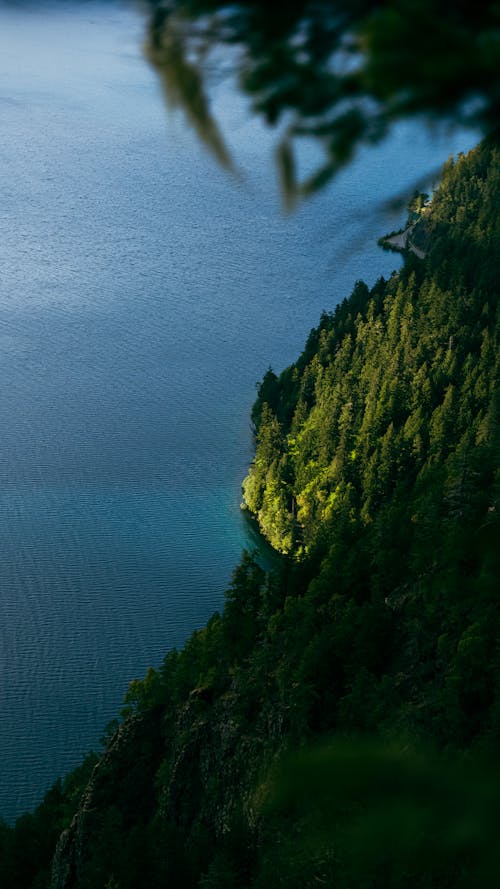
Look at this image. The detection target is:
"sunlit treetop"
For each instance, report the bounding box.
[145,0,500,203]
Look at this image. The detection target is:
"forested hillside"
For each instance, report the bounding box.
[1,142,498,889]
[240,138,499,744]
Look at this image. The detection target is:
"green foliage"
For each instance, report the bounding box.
[0,753,98,889]
[258,741,500,888]
[145,1,500,203]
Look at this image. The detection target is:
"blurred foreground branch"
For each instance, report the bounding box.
[145,1,500,203]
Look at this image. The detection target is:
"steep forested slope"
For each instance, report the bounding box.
[241,142,499,748]
[1,142,498,889]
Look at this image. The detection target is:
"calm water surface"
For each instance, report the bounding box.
[0,0,477,820]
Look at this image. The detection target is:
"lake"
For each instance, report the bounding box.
[0,0,477,821]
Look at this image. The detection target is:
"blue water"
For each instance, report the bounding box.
[0,0,478,821]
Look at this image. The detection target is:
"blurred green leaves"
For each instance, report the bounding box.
[145,1,500,202]
[146,6,233,169]
[259,740,500,888]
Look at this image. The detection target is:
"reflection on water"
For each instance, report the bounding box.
[0,0,478,821]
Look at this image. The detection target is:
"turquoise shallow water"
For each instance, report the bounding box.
[0,0,478,820]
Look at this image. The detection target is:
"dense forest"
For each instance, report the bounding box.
[1,141,498,889]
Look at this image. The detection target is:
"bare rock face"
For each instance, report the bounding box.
[51,709,164,889]
[160,691,264,838]
[49,679,285,889]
